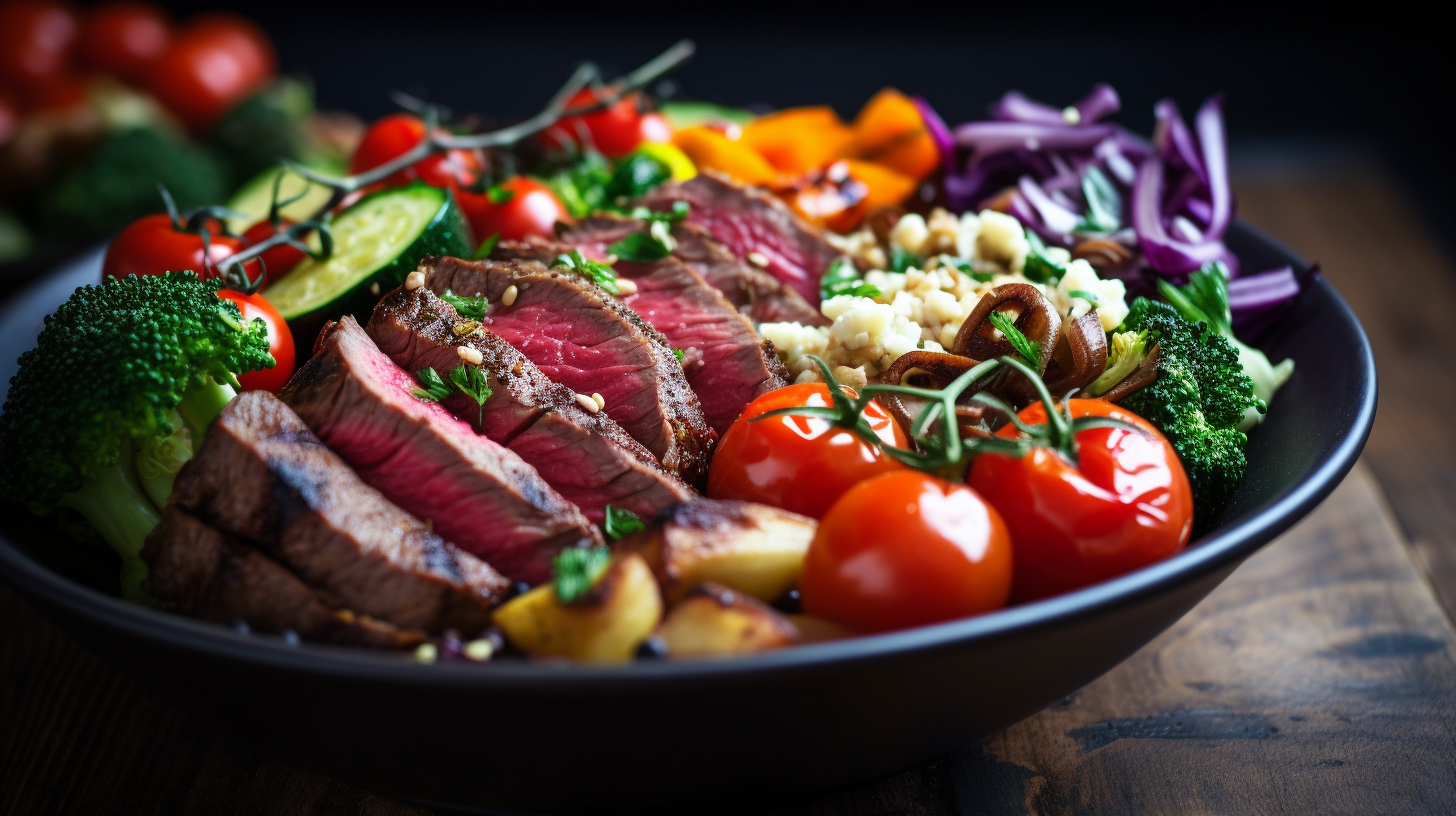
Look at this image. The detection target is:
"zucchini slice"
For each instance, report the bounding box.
[224,164,339,235]
[263,183,473,335]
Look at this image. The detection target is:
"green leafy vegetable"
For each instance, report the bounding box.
[1075,166,1122,234]
[1067,289,1101,305]
[440,289,488,320]
[552,546,612,603]
[603,505,646,540]
[626,200,690,224]
[413,367,452,403]
[605,152,672,200]
[448,364,492,425]
[889,245,924,274]
[545,152,613,218]
[820,257,881,300]
[988,310,1041,369]
[473,232,500,260]
[942,256,995,283]
[554,249,623,295]
[672,348,685,362]
[608,230,672,262]
[486,185,516,204]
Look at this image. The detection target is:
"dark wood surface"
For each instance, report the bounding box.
[5,159,1456,815]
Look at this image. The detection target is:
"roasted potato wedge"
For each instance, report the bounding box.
[492,554,662,662]
[655,584,798,658]
[625,499,815,603]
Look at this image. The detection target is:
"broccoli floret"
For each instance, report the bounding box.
[1119,297,1264,514]
[1,272,274,600]
[35,127,228,243]
[1086,330,1147,396]
[208,77,315,188]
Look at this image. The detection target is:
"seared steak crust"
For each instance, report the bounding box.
[142,506,421,648]
[367,288,693,526]
[495,233,788,435]
[419,255,714,485]
[282,317,601,584]
[170,391,506,634]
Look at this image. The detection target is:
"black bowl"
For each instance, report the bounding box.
[0,223,1375,815]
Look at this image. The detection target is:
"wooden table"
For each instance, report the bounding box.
[4,157,1455,815]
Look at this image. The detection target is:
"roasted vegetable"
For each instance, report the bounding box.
[624,500,816,604]
[0,272,275,599]
[492,554,663,662]
[655,584,798,658]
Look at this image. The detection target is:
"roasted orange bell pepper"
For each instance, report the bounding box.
[851,89,940,181]
[671,126,780,188]
[841,159,918,210]
[741,106,856,177]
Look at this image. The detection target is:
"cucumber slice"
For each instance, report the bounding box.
[224,164,340,234]
[658,101,756,130]
[263,183,473,334]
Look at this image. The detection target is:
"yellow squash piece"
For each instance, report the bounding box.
[492,554,663,662]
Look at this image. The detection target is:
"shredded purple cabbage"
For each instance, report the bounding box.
[944,84,1310,336]
[913,95,954,173]
[1229,264,1321,340]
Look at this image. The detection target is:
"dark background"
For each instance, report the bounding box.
[139,0,1453,248]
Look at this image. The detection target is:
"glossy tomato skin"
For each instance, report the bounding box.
[456,177,569,243]
[218,289,294,394]
[146,13,273,131]
[801,470,1013,632]
[102,213,243,282]
[971,398,1193,604]
[348,113,483,190]
[707,383,907,520]
[77,2,171,84]
[541,89,671,158]
[0,2,78,99]
[241,220,306,287]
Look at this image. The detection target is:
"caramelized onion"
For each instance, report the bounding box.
[1044,310,1108,397]
[877,350,991,440]
[951,282,1061,406]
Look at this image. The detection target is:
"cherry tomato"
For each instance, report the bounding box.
[0,2,78,99]
[145,13,273,131]
[801,470,1013,632]
[971,399,1193,603]
[348,113,483,189]
[0,90,21,148]
[102,213,253,282]
[707,382,907,520]
[218,289,294,394]
[77,2,172,85]
[541,89,671,158]
[242,219,307,287]
[456,176,569,243]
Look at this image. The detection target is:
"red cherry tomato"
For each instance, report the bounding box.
[801,470,1013,632]
[456,177,569,244]
[706,382,907,520]
[971,398,1193,603]
[241,220,307,287]
[218,289,294,394]
[540,89,671,158]
[0,90,22,147]
[348,113,484,190]
[0,2,78,99]
[76,2,171,84]
[145,13,273,131]
[102,213,253,282]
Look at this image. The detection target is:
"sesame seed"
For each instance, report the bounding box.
[614,278,638,296]
[591,392,605,410]
[414,643,438,664]
[463,639,494,661]
[747,251,769,268]
[404,269,427,291]
[502,284,518,306]
[458,345,483,365]
[575,393,600,413]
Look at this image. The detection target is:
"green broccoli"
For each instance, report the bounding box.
[1119,297,1265,513]
[35,127,228,243]
[208,77,316,188]
[0,273,274,600]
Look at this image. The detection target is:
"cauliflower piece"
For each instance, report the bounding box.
[976,210,1030,273]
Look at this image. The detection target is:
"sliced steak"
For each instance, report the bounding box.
[418,254,714,485]
[571,216,827,327]
[637,169,846,307]
[171,390,507,634]
[282,317,601,584]
[143,506,420,648]
[495,234,788,435]
[368,288,695,524]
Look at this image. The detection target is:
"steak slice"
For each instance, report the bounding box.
[143,506,421,648]
[171,390,507,634]
[572,216,826,327]
[637,170,846,307]
[282,317,601,584]
[419,254,714,485]
[495,233,788,435]
[367,288,694,525]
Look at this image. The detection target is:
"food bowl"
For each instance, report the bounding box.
[0,222,1375,815]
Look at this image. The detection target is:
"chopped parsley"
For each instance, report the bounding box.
[820,257,880,301]
[603,505,646,540]
[988,310,1041,369]
[606,153,672,200]
[941,255,995,283]
[412,367,451,403]
[889,245,924,274]
[672,348,685,362]
[552,546,612,603]
[554,249,623,295]
[440,289,488,319]
[447,364,492,426]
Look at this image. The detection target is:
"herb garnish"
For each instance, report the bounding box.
[1067,289,1101,305]
[413,367,452,402]
[473,232,500,260]
[486,185,516,204]
[941,256,995,283]
[820,257,881,301]
[441,289,488,319]
[603,505,646,540]
[672,348,685,362]
[988,311,1041,369]
[554,249,623,295]
[447,364,492,426]
[606,153,672,200]
[889,245,924,274]
[1075,166,1122,234]
[552,546,612,603]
